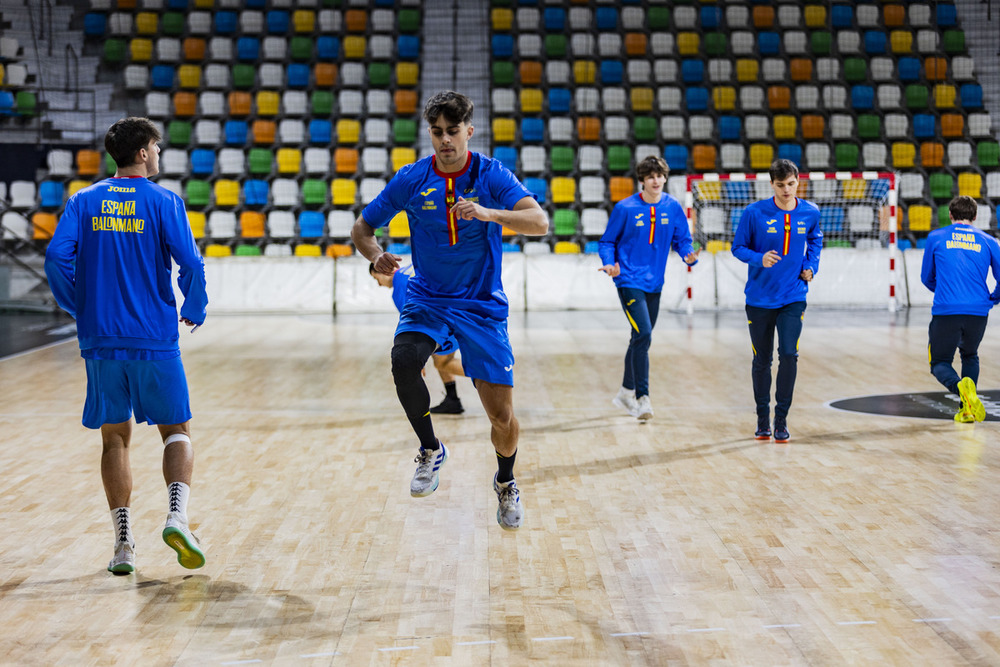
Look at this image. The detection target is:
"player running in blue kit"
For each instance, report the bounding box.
[370,262,466,414]
[352,91,548,530]
[732,159,823,443]
[598,155,699,422]
[45,117,208,574]
[920,195,1000,423]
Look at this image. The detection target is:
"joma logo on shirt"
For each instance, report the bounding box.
[420,188,437,197]
[107,186,136,193]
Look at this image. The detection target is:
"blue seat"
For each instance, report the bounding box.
[298,211,325,238]
[583,241,600,254]
[39,181,63,208]
[701,7,721,29]
[0,91,16,116]
[494,147,518,172]
[214,11,237,34]
[266,10,289,34]
[309,120,332,144]
[851,85,875,110]
[167,0,188,9]
[83,13,106,36]
[544,8,565,31]
[244,0,265,8]
[778,144,802,167]
[863,31,886,55]
[150,65,175,90]
[913,113,935,139]
[758,32,780,55]
[685,87,709,112]
[719,116,742,141]
[723,182,753,201]
[397,35,420,60]
[521,118,544,143]
[936,4,957,27]
[820,207,845,233]
[600,60,623,84]
[503,242,523,253]
[286,64,310,88]
[730,207,746,234]
[224,120,248,145]
[595,7,618,30]
[243,180,269,207]
[524,177,547,204]
[831,4,854,28]
[237,37,260,62]
[960,84,983,109]
[374,0,394,6]
[898,238,912,252]
[548,88,571,114]
[681,59,704,84]
[664,145,689,171]
[491,35,514,59]
[387,242,411,255]
[190,149,215,175]
[316,36,339,61]
[898,57,921,82]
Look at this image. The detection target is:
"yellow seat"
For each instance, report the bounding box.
[130,38,153,62]
[343,36,366,59]
[890,31,912,54]
[135,12,158,35]
[520,88,543,113]
[68,180,90,197]
[697,181,723,201]
[256,91,280,116]
[933,84,956,109]
[391,147,416,171]
[492,118,516,143]
[388,211,410,237]
[907,205,932,232]
[214,180,240,207]
[292,10,315,33]
[749,143,774,170]
[713,86,736,111]
[554,241,581,254]
[773,115,797,140]
[336,119,361,144]
[0,64,5,86]
[178,65,201,89]
[842,180,867,200]
[630,88,654,112]
[294,243,322,257]
[892,142,916,168]
[677,32,700,56]
[804,5,827,28]
[193,0,214,8]
[491,8,513,31]
[205,244,232,257]
[736,59,758,83]
[551,177,576,204]
[396,63,419,87]
[276,148,302,174]
[705,239,731,254]
[958,173,982,198]
[188,211,206,239]
[331,179,356,206]
[573,61,595,85]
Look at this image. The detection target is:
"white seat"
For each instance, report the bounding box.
[598,33,621,58]
[208,211,237,238]
[579,177,605,204]
[363,119,390,145]
[578,146,604,173]
[240,11,264,34]
[884,114,909,138]
[627,60,652,84]
[144,92,170,118]
[193,120,221,146]
[271,179,299,207]
[916,30,938,53]
[986,173,1000,199]
[520,146,546,174]
[707,59,731,82]
[909,4,932,27]
[208,37,233,62]
[870,57,894,82]
[522,242,552,255]
[267,211,296,238]
[318,10,342,32]
[877,84,902,110]
[848,206,875,232]
[278,119,305,145]
[720,144,746,171]
[660,117,685,142]
[570,33,594,58]
[4,64,27,87]
[370,9,394,32]
[0,37,20,60]
[862,143,888,169]
[327,211,354,238]
[361,147,388,174]
[568,7,591,30]
[699,207,725,235]
[304,147,331,175]
[975,204,993,230]
[795,86,820,110]
[823,85,848,110]
[259,64,283,88]
[340,63,364,87]
[575,87,599,114]
[744,115,769,140]
[369,35,393,60]
[653,60,678,84]
[968,113,992,138]
[107,12,134,36]
[783,31,807,55]
[952,57,975,81]
[366,90,391,116]
[546,61,571,85]
[731,31,755,56]
[725,6,749,27]
[549,118,573,143]
[830,114,854,139]
[856,5,879,27]
[739,86,764,111]
[46,150,74,178]
[778,5,801,27]
[492,89,515,115]
[187,11,211,35]
[9,181,36,209]
[762,59,786,83]
[649,33,674,56]
[673,6,697,29]
[157,179,183,198]
[338,90,363,116]
[516,34,542,59]
[947,142,973,168]
[360,178,385,205]
[602,88,627,113]
[622,7,644,30]
[805,143,831,169]
[160,149,187,176]
[580,209,609,236]
[156,37,181,62]
[837,31,861,54]
[199,91,225,116]
[657,87,682,112]
[899,173,924,199]
[282,91,308,117]
[816,58,840,82]
[1,211,30,240]
[689,116,714,141]
[264,243,292,257]
[516,7,540,31]
[667,176,687,202]
[218,148,244,175]
[262,36,287,61]
[124,65,148,90]
[605,117,629,142]
[635,145,659,164]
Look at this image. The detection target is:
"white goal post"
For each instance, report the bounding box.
[684,171,899,312]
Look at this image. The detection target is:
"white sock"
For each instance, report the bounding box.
[111,507,133,547]
[167,482,190,521]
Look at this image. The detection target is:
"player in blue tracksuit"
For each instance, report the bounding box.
[352,91,548,530]
[920,195,1000,423]
[370,262,466,414]
[732,159,823,443]
[44,117,207,574]
[598,155,699,422]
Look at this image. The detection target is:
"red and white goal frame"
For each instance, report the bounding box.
[683,171,899,313]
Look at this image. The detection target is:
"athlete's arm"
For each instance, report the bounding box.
[43,197,80,319]
[732,207,772,267]
[452,196,548,236]
[352,214,401,274]
[920,236,937,292]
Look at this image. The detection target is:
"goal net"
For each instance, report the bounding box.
[685,171,899,311]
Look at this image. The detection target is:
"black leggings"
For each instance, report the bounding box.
[391,331,438,423]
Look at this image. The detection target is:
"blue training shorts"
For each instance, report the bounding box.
[83,356,192,429]
[396,300,514,386]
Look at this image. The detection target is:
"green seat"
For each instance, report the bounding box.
[857,114,880,139]
[811,31,832,56]
[232,64,256,89]
[235,244,262,256]
[321,0,342,6]
[704,33,727,57]
[290,36,312,60]
[248,148,273,175]
[492,61,515,86]
[978,141,1000,168]
[550,146,574,173]
[311,90,334,115]
[103,39,126,64]
[544,34,566,58]
[393,119,417,144]
[844,58,867,83]
[185,180,210,207]
[161,12,184,36]
[824,239,852,248]
[905,84,929,109]
[398,9,420,33]
[553,210,579,236]
[834,143,859,169]
[929,173,954,199]
[167,120,191,146]
[634,117,657,142]
[368,62,391,87]
[943,30,965,54]
[648,7,670,29]
[15,91,36,116]
[608,145,632,172]
[104,153,117,175]
[937,206,951,228]
[302,179,327,205]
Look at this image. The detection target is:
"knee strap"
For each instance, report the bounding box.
[163,433,191,447]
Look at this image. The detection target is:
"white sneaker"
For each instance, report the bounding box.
[108,541,135,574]
[493,473,524,531]
[410,442,448,497]
[635,395,653,421]
[612,386,638,417]
[162,512,205,569]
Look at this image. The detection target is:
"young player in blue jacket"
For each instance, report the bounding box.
[44,117,208,574]
[352,91,548,530]
[920,195,1000,422]
[732,159,823,443]
[370,262,466,414]
[598,155,699,421]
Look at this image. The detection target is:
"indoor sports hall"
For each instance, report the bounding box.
[2,1,1000,665]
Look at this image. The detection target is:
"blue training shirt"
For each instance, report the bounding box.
[44,176,208,358]
[597,192,696,293]
[391,264,416,313]
[732,197,823,308]
[921,223,1000,316]
[361,152,534,319]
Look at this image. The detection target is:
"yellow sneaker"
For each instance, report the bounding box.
[954,408,975,423]
[958,377,986,422]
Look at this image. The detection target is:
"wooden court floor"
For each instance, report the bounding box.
[2,307,1000,666]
